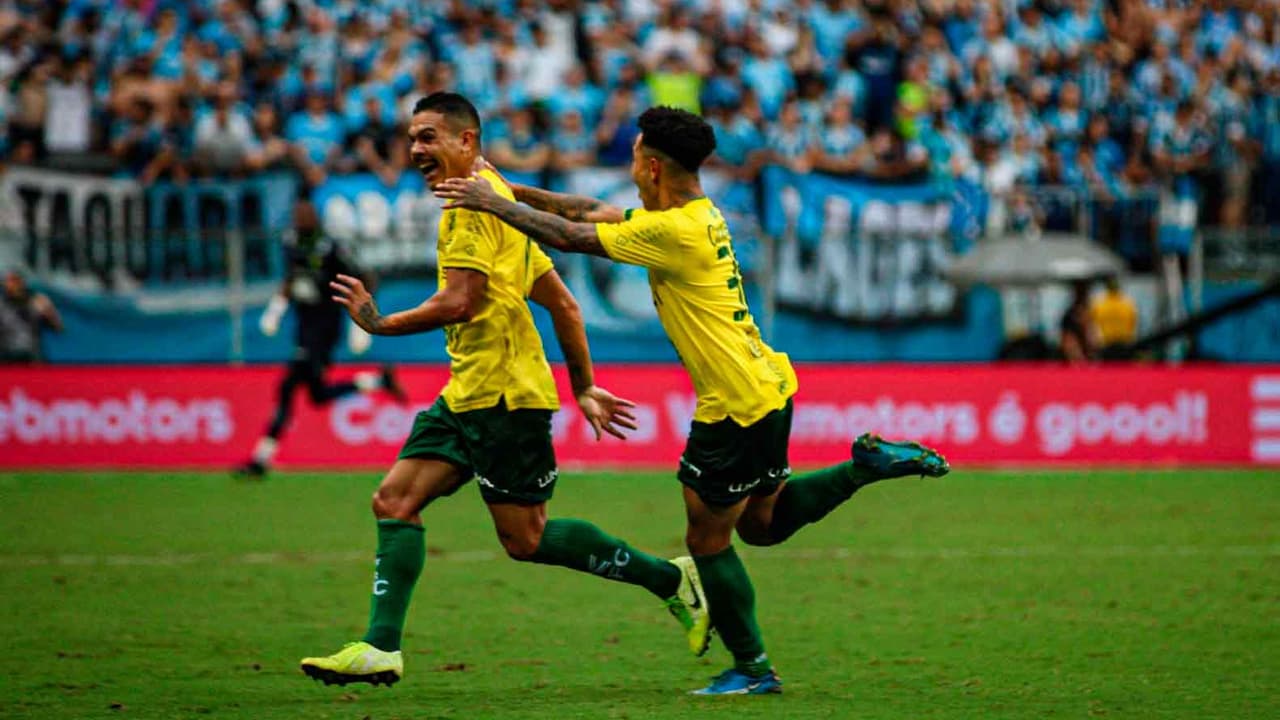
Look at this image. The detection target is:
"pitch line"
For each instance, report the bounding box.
[0,545,1276,568]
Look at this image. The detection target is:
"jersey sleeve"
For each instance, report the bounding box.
[594,209,680,271]
[438,208,499,275]
[529,242,555,282]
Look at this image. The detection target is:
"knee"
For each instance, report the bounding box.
[498,514,546,562]
[371,487,415,521]
[685,525,731,557]
[499,531,542,561]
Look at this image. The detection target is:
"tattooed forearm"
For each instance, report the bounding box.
[514,185,623,222]
[357,301,383,333]
[486,200,607,257]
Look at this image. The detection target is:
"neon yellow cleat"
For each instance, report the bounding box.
[665,556,713,657]
[300,641,403,687]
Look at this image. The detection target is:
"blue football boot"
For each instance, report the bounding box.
[852,433,950,479]
[690,668,783,696]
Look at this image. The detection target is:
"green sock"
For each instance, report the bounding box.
[767,462,878,544]
[362,519,425,652]
[530,518,681,599]
[693,545,770,676]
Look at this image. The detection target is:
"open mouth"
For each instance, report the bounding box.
[417,158,440,180]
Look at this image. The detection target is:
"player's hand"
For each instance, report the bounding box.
[330,274,382,334]
[576,385,639,441]
[433,173,500,211]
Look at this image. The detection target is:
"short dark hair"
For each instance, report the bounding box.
[413,92,482,142]
[637,106,716,173]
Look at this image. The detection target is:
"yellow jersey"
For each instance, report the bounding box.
[596,198,797,426]
[1090,290,1138,347]
[436,169,559,412]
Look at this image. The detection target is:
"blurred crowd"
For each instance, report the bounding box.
[1,0,1279,227]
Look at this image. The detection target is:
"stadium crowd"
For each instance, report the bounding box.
[1,0,1278,230]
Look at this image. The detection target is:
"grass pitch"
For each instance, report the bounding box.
[1,469,1276,719]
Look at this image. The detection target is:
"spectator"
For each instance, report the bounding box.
[193,82,258,176]
[486,105,550,177]
[859,124,928,181]
[1059,279,1099,364]
[548,63,605,126]
[285,91,345,187]
[549,109,597,172]
[742,35,794,121]
[109,96,175,183]
[812,100,867,176]
[346,95,406,187]
[705,97,764,180]
[1090,275,1139,351]
[44,52,93,155]
[0,270,62,364]
[642,7,707,74]
[247,100,291,173]
[449,22,497,104]
[766,100,816,173]
[1046,81,1087,156]
[646,52,701,116]
[522,22,572,102]
[595,86,641,167]
[963,11,1017,81]
[8,57,51,163]
[845,12,903,130]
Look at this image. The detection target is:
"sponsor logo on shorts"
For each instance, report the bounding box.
[727,479,761,494]
[535,469,558,488]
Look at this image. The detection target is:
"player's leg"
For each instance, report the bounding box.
[302,400,471,686]
[679,419,782,695]
[304,359,408,405]
[486,500,682,599]
[738,403,950,546]
[235,358,306,477]
[683,486,781,695]
[471,403,684,601]
[301,456,464,686]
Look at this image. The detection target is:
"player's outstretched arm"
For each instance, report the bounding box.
[434,174,609,257]
[529,268,637,441]
[478,159,624,222]
[330,269,486,336]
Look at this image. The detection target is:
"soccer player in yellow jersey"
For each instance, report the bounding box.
[300,94,709,687]
[436,106,951,695]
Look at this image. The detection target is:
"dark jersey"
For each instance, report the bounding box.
[283,231,361,356]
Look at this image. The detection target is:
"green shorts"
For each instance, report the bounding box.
[398,397,557,505]
[677,400,793,507]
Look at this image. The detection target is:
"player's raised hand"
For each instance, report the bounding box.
[576,385,639,441]
[433,173,499,211]
[330,274,382,334]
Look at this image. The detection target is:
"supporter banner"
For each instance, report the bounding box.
[2,365,1276,469]
[762,166,972,325]
[311,172,440,272]
[0,167,296,283]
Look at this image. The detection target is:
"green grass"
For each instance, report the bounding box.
[0,469,1276,719]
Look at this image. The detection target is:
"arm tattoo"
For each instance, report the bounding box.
[486,199,606,256]
[519,186,604,221]
[357,300,382,333]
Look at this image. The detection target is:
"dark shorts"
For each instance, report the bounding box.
[677,400,793,507]
[398,397,557,505]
